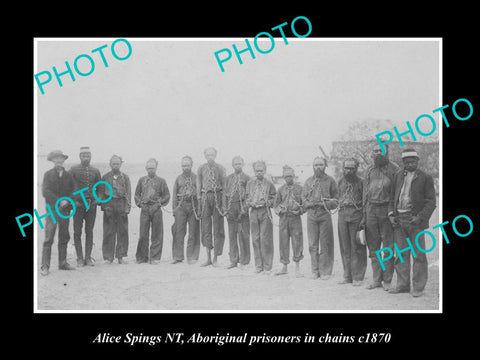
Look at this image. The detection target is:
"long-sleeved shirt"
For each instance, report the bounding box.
[100,171,132,211]
[222,172,250,204]
[69,164,102,203]
[338,176,363,209]
[301,173,338,208]
[134,175,170,207]
[363,161,400,208]
[337,176,363,221]
[172,172,197,209]
[196,162,226,197]
[245,178,276,208]
[42,167,75,207]
[274,183,304,215]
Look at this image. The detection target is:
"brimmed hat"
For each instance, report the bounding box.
[47,150,68,161]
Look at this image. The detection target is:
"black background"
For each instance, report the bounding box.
[10,4,479,356]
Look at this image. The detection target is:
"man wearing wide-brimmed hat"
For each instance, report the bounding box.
[387,148,436,297]
[69,146,102,267]
[40,150,75,276]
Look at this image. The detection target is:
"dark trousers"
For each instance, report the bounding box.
[226,201,250,265]
[172,201,200,261]
[279,214,303,265]
[307,209,334,276]
[73,202,97,261]
[102,198,129,261]
[338,209,367,281]
[136,204,163,262]
[365,203,394,284]
[250,207,273,271]
[41,213,70,269]
[394,212,428,292]
[200,191,225,255]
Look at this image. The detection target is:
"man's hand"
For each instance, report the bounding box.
[410,215,422,225]
[255,199,266,208]
[388,214,399,227]
[105,207,113,217]
[358,216,366,231]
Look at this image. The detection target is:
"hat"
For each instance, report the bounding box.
[283,165,295,177]
[110,154,123,163]
[79,146,91,154]
[401,148,419,159]
[47,150,68,161]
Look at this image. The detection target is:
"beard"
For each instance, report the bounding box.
[374,155,389,167]
[314,168,325,177]
[344,172,357,182]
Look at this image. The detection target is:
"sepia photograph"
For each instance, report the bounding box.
[34,38,441,312]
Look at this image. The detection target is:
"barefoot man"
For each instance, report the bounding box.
[273,165,305,277]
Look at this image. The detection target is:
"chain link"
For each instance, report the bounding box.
[306,177,340,215]
[338,181,362,211]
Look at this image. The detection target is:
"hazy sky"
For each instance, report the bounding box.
[36,38,440,165]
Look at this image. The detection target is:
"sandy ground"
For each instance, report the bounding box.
[36,198,440,311]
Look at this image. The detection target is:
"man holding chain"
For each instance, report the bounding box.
[223,156,251,269]
[302,157,339,280]
[245,161,277,275]
[196,147,226,267]
[273,165,305,277]
[171,156,200,264]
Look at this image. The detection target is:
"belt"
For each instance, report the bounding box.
[201,189,222,193]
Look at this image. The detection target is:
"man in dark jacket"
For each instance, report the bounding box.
[223,156,251,269]
[171,156,200,264]
[99,155,131,264]
[273,165,305,277]
[245,161,277,275]
[40,150,75,275]
[337,158,367,286]
[302,157,338,280]
[69,146,102,267]
[196,147,226,267]
[388,148,436,297]
[135,158,170,264]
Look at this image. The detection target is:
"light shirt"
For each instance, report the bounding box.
[398,171,415,212]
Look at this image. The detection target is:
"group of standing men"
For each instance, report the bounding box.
[40,144,436,298]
